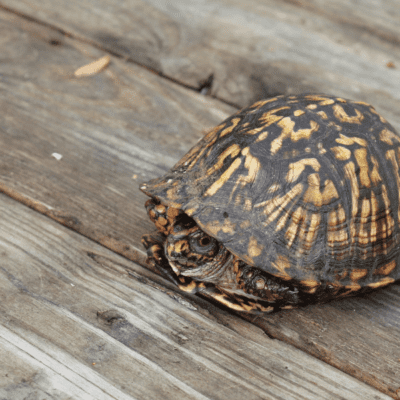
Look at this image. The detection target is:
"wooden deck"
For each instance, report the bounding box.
[0,1,399,399]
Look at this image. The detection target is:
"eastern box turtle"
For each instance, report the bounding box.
[140,94,400,313]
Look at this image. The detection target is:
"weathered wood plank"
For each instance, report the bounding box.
[1,0,400,113]
[1,6,400,398]
[1,194,390,400]
[250,287,400,398]
[0,9,234,265]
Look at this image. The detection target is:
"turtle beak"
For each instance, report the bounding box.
[164,236,189,275]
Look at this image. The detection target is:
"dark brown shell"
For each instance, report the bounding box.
[141,94,400,293]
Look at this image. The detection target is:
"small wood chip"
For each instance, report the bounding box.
[51,152,63,161]
[74,55,111,77]
[386,61,396,69]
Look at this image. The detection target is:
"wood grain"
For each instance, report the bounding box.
[1,0,400,114]
[1,194,390,400]
[1,4,400,399]
[0,9,234,266]
[250,287,400,398]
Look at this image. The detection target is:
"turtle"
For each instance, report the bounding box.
[140,93,400,313]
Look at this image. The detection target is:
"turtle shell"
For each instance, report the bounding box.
[141,94,400,293]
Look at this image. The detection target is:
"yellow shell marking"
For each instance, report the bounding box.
[385,149,400,224]
[167,184,180,201]
[185,207,197,216]
[204,158,242,197]
[294,110,305,116]
[275,209,292,232]
[374,260,396,276]
[285,206,306,248]
[246,126,265,136]
[291,120,320,141]
[317,111,328,119]
[266,184,304,227]
[331,146,351,160]
[180,124,222,171]
[248,236,263,258]
[343,161,360,245]
[319,99,335,106]
[286,158,321,183]
[296,212,309,250]
[379,129,400,145]
[250,97,278,111]
[243,197,252,211]
[205,219,236,236]
[344,162,359,218]
[370,156,382,185]
[322,180,340,204]
[380,185,395,243]
[354,148,371,188]
[344,284,362,292]
[241,147,260,183]
[305,213,321,246]
[271,255,292,280]
[368,107,387,122]
[260,106,288,127]
[354,101,372,106]
[333,104,364,124]
[336,133,367,147]
[367,277,395,289]
[255,130,269,142]
[229,147,261,201]
[256,183,304,227]
[350,269,368,282]
[300,279,320,294]
[205,144,241,177]
[270,118,319,155]
[220,118,241,137]
[304,95,334,105]
[303,174,339,206]
[268,183,281,193]
[240,220,251,229]
[327,205,349,252]
[358,198,371,245]
[327,227,349,249]
[370,192,378,243]
[272,185,306,232]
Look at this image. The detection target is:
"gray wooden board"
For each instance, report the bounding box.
[0,9,235,264]
[1,193,391,400]
[0,5,400,400]
[1,0,400,116]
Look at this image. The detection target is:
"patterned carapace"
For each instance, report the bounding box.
[140,94,400,312]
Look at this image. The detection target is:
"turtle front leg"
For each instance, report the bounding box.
[145,198,181,236]
[142,232,179,284]
[142,231,209,295]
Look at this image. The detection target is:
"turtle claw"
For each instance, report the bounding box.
[141,232,183,286]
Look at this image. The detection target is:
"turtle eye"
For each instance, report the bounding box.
[199,236,211,247]
[190,232,219,255]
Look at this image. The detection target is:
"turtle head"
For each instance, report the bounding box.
[165,214,222,276]
[143,197,230,279]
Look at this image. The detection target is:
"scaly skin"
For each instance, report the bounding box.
[142,198,305,313]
